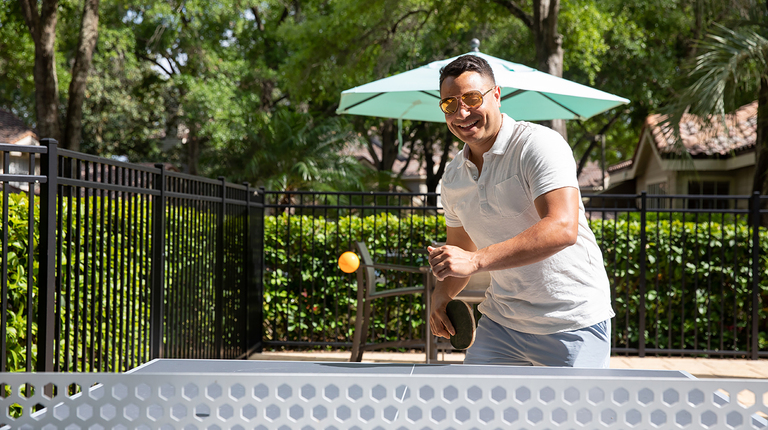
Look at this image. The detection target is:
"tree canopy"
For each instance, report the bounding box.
[0,0,756,191]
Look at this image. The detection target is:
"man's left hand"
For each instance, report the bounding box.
[428,245,479,281]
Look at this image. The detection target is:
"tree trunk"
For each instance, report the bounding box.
[575,112,621,178]
[19,0,61,142]
[494,0,568,141]
[64,0,100,151]
[423,127,453,192]
[533,0,567,141]
[754,76,768,226]
[423,128,455,207]
[187,133,200,175]
[379,119,400,172]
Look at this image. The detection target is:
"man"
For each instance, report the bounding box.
[428,54,614,367]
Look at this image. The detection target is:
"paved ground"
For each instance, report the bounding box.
[250,350,768,379]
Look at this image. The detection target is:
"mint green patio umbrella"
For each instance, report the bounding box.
[337,51,629,123]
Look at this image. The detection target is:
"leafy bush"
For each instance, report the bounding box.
[264,213,768,355]
[1,192,155,372]
[594,217,768,354]
[2,192,230,372]
[2,192,39,371]
[263,212,445,346]
[6,192,767,366]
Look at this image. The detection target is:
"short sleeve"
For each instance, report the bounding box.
[441,189,463,228]
[521,127,580,200]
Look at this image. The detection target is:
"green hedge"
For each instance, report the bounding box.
[594,217,768,352]
[2,192,230,372]
[264,213,768,355]
[2,192,39,371]
[1,192,156,372]
[6,192,767,366]
[263,212,445,345]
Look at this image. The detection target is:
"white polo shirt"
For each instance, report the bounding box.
[441,114,615,334]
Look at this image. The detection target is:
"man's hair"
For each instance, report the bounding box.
[439,55,496,89]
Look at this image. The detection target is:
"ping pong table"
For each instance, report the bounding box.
[2,359,767,428]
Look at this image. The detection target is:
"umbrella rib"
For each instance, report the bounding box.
[502,89,584,119]
[343,93,386,111]
[419,91,440,99]
[537,93,583,119]
[500,89,526,101]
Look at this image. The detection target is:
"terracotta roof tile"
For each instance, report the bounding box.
[648,101,757,156]
[608,159,633,173]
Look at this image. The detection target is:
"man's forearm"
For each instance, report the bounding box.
[434,275,471,300]
[474,215,576,273]
[430,187,580,281]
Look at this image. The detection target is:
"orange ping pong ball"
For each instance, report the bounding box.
[338,251,360,273]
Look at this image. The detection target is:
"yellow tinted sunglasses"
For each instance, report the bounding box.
[439,87,495,114]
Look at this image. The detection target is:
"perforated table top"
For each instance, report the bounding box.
[127,358,696,380]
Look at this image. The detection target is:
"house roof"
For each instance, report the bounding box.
[609,101,757,174]
[578,160,606,190]
[0,109,37,144]
[343,137,457,179]
[648,101,756,157]
[608,159,633,173]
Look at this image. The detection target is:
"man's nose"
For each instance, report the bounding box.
[455,102,472,118]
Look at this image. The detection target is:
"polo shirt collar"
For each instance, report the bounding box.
[457,113,516,164]
[488,113,515,155]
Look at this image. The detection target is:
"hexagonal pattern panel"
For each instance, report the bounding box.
[0,366,765,428]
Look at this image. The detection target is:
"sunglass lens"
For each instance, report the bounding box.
[463,91,483,108]
[440,98,458,114]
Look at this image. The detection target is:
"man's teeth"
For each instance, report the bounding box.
[458,121,478,129]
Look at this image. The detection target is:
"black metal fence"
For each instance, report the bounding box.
[263,190,768,358]
[586,193,768,358]
[3,139,767,367]
[0,140,264,373]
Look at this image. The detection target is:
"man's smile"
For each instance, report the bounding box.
[455,120,479,129]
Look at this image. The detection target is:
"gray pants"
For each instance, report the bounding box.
[464,317,611,368]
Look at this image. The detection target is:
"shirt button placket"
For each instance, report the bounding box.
[478,179,489,212]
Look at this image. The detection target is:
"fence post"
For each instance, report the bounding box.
[37,138,57,372]
[150,164,166,359]
[638,191,647,357]
[215,177,226,358]
[751,191,760,360]
[254,187,265,353]
[242,182,250,356]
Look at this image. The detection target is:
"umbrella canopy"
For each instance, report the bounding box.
[337,52,629,123]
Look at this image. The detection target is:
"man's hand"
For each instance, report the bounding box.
[428,226,476,337]
[429,290,455,339]
[428,244,479,281]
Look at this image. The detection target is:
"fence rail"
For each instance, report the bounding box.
[2,140,768,371]
[0,140,264,373]
[262,190,768,358]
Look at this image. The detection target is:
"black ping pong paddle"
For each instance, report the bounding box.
[445,299,476,350]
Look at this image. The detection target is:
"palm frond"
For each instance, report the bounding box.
[658,23,768,162]
[686,23,768,116]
